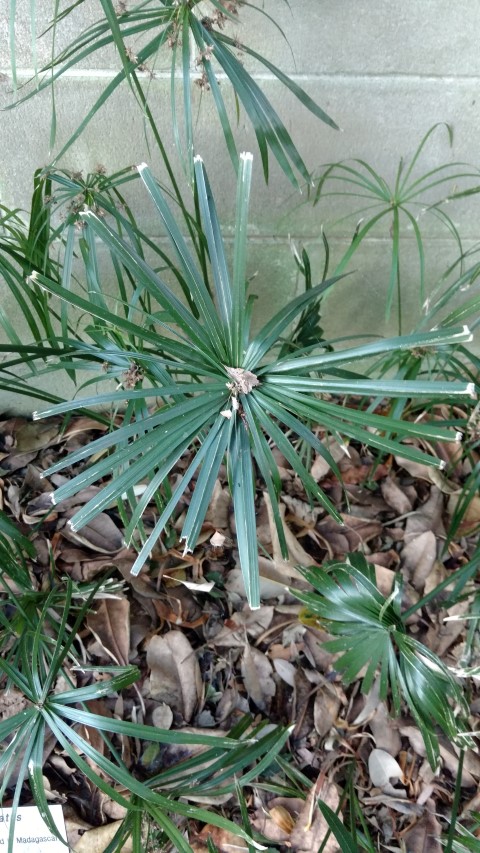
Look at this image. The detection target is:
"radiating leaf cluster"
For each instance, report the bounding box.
[294,553,473,769]
[7,0,337,188]
[311,124,480,332]
[0,518,289,853]
[21,157,476,608]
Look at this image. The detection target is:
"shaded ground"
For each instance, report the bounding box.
[0,412,479,851]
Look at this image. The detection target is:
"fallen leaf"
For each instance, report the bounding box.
[15,420,61,452]
[289,777,340,853]
[405,488,445,540]
[273,658,296,688]
[87,596,130,666]
[313,685,341,737]
[63,510,124,553]
[396,456,457,492]
[311,437,348,481]
[191,825,248,852]
[241,644,276,712]
[447,492,480,536]
[71,820,132,853]
[401,800,442,852]
[316,513,382,555]
[369,702,402,756]
[368,748,404,789]
[381,476,413,515]
[151,702,174,729]
[146,631,202,721]
[402,531,437,590]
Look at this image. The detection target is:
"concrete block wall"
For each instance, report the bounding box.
[1,0,479,412]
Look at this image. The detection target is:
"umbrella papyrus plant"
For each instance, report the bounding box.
[30,154,477,608]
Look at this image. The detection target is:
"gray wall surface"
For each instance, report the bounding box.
[1,1,479,412]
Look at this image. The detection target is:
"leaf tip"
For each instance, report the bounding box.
[466,382,477,399]
[136,162,148,173]
[181,538,193,557]
[240,151,253,162]
[193,154,204,164]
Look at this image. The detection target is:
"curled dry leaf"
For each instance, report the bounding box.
[313,685,341,738]
[368,748,404,789]
[63,510,124,553]
[311,436,348,481]
[369,702,402,756]
[405,487,445,540]
[381,475,413,515]
[273,658,296,688]
[402,530,437,590]
[146,631,202,722]
[241,644,276,712]
[396,456,458,492]
[86,596,130,666]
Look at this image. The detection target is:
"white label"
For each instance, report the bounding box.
[0,806,67,851]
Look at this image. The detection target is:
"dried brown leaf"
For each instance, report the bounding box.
[381,476,413,515]
[317,514,382,555]
[405,488,445,540]
[192,825,248,852]
[401,802,442,853]
[241,644,276,712]
[146,632,201,722]
[368,748,404,789]
[447,492,480,536]
[313,685,341,737]
[289,778,340,853]
[87,596,130,666]
[15,420,61,452]
[311,437,348,481]
[396,456,457,492]
[402,531,437,590]
[63,511,124,553]
[71,820,132,853]
[369,702,401,756]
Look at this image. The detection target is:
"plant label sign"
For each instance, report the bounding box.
[0,806,67,851]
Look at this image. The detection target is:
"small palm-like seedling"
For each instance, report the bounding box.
[7,0,337,188]
[293,553,473,769]
[25,154,477,608]
[311,124,480,332]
